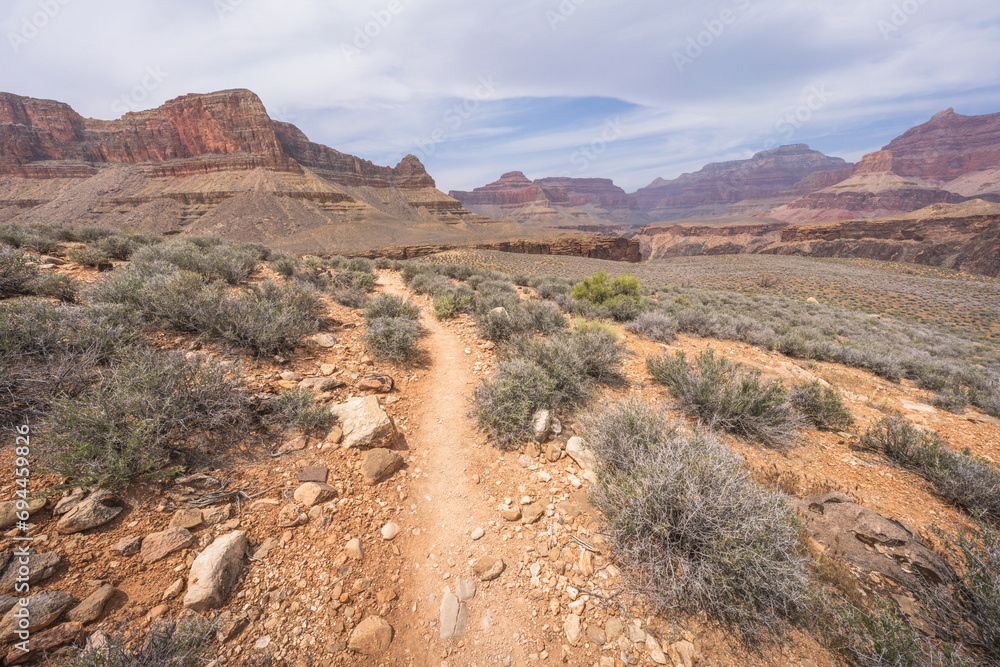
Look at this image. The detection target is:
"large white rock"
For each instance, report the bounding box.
[183,531,248,612]
[565,436,595,471]
[330,396,397,449]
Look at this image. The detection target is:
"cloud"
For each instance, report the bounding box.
[2,0,999,191]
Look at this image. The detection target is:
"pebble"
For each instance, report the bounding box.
[471,527,485,540]
[381,522,400,540]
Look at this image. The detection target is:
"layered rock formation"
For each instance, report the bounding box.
[349,235,641,263]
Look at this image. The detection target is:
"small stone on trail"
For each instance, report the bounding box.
[348,616,393,655]
[381,522,400,540]
[471,527,485,541]
[473,556,505,581]
[345,538,364,560]
[564,613,582,647]
[169,508,204,530]
[296,466,329,483]
[360,448,404,485]
[293,482,337,507]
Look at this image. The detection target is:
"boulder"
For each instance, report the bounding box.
[565,436,595,470]
[331,396,397,449]
[141,528,196,563]
[55,490,124,534]
[0,591,74,641]
[0,551,60,594]
[360,449,404,485]
[66,584,116,624]
[348,616,393,655]
[0,497,46,529]
[183,531,248,612]
[293,482,337,507]
[532,409,552,443]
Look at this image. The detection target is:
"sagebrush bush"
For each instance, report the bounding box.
[329,286,369,308]
[271,389,332,432]
[524,300,566,334]
[434,287,474,320]
[647,348,804,447]
[625,311,677,342]
[364,316,421,361]
[29,272,77,302]
[475,305,528,343]
[409,272,450,295]
[588,400,813,644]
[831,597,962,667]
[270,255,298,277]
[131,239,260,285]
[46,347,251,487]
[862,416,1000,524]
[791,381,855,431]
[473,360,556,450]
[934,523,1000,660]
[57,616,216,667]
[364,293,420,321]
[0,246,37,297]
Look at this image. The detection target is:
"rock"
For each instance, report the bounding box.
[646,634,667,665]
[0,591,75,641]
[546,441,563,462]
[501,506,522,522]
[456,578,477,602]
[565,437,595,470]
[253,538,279,560]
[330,396,397,449]
[439,589,468,640]
[348,616,393,655]
[550,416,562,436]
[293,482,337,507]
[357,375,394,393]
[381,522,400,541]
[489,307,510,321]
[202,505,231,526]
[4,621,82,664]
[169,508,204,530]
[605,617,624,641]
[311,333,338,348]
[66,584,116,623]
[141,528,196,563]
[564,613,582,646]
[0,598,16,615]
[473,556,505,581]
[471,527,485,541]
[668,640,698,667]
[0,551,60,593]
[299,377,343,393]
[360,448,403,485]
[296,466,329,483]
[55,490,124,534]
[524,440,541,458]
[276,504,307,528]
[52,488,87,516]
[0,497,46,530]
[280,371,303,382]
[532,409,552,442]
[326,425,344,445]
[518,455,533,468]
[216,610,249,642]
[587,625,607,646]
[110,536,142,555]
[345,538,364,560]
[183,531,247,612]
[162,578,184,601]
[277,436,308,454]
[521,503,544,525]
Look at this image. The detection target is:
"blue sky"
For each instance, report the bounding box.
[3,0,1000,192]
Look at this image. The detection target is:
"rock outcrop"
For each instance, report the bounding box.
[347,235,641,263]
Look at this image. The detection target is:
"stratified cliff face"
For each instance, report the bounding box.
[884,108,1000,181]
[631,144,851,219]
[449,171,640,225]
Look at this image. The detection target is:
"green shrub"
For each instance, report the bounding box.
[364,317,421,361]
[45,348,251,487]
[862,416,1000,524]
[434,287,474,320]
[0,246,37,297]
[588,400,812,644]
[131,240,261,285]
[647,348,804,447]
[625,311,677,342]
[475,305,529,343]
[364,293,420,321]
[271,389,332,432]
[473,360,556,450]
[571,271,644,321]
[271,255,299,277]
[69,244,114,267]
[791,381,855,431]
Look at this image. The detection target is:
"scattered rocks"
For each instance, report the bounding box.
[52,488,88,516]
[292,482,337,507]
[110,536,141,556]
[0,591,74,641]
[330,396,397,449]
[348,616,393,655]
[169,508,204,530]
[183,531,248,612]
[276,504,307,528]
[0,497,46,529]
[162,578,184,601]
[439,588,469,640]
[381,522,400,541]
[345,538,364,560]
[299,377,343,393]
[521,503,544,525]
[546,441,563,462]
[668,640,698,667]
[4,621,81,665]
[202,505,231,526]
[0,551,60,593]
[55,490,124,534]
[360,448,403,485]
[501,506,522,522]
[66,584,116,624]
[311,333,338,348]
[564,613,582,646]
[586,624,607,646]
[473,556,505,581]
[357,375,394,393]
[605,617,624,641]
[141,528,196,563]
[276,436,308,454]
[326,425,344,445]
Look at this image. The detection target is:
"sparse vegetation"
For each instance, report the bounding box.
[271,389,333,432]
[473,360,556,450]
[365,293,420,321]
[648,348,804,447]
[588,399,813,644]
[54,616,216,667]
[791,381,855,431]
[0,246,38,297]
[364,317,421,361]
[625,310,677,342]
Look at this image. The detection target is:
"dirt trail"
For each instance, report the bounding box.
[378,272,534,667]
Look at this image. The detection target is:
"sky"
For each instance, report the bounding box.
[3,0,1000,193]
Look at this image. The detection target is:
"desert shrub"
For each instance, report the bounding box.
[271,389,332,432]
[96,234,141,260]
[791,381,855,431]
[933,385,970,414]
[69,244,114,267]
[343,257,374,274]
[524,299,566,334]
[131,240,260,285]
[934,524,1000,659]
[647,348,804,447]
[477,278,517,296]
[588,400,812,644]
[441,263,476,281]
[473,360,556,450]
[410,272,451,295]
[0,246,37,297]
[475,304,531,343]
[572,317,621,339]
[373,257,393,270]
[335,270,376,292]
[56,615,216,667]
[271,254,299,277]
[571,271,644,321]
[329,286,369,308]
[364,293,420,321]
[28,272,77,301]
[45,347,251,487]
[364,317,421,361]
[535,280,571,299]
[434,286,475,320]
[511,273,531,287]
[626,311,677,342]
[862,417,1000,524]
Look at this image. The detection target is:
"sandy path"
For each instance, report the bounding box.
[378,272,535,667]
